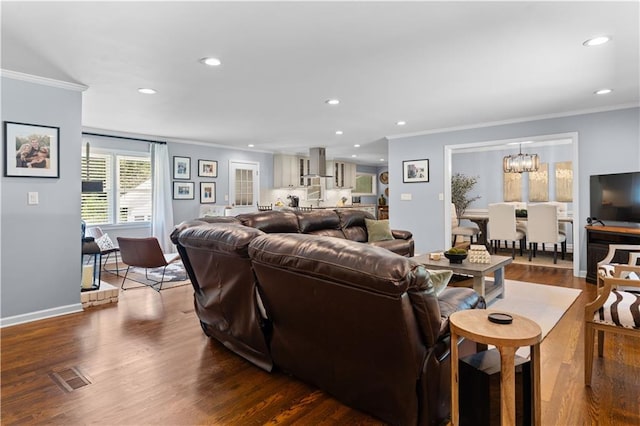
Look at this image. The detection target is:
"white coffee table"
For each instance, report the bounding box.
[413,254,512,303]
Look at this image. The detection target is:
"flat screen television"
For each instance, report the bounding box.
[590,172,640,223]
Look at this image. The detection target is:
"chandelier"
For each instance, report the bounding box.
[503,143,540,173]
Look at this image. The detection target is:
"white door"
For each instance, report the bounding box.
[229,160,260,215]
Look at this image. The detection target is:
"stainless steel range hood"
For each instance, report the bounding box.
[305,147,333,177]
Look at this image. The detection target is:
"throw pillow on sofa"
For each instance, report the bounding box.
[365,218,394,242]
[426,269,453,296]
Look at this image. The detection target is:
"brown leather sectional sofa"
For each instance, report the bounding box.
[171,209,484,425]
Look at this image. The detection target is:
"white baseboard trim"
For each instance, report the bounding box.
[1,303,83,328]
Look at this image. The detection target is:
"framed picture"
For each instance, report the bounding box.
[198,159,218,178]
[173,156,191,180]
[402,159,429,183]
[173,181,194,200]
[4,121,60,178]
[200,182,216,204]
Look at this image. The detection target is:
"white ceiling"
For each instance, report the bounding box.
[2,1,638,165]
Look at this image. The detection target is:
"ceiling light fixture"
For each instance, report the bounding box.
[248,144,255,148]
[351,154,357,158]
[200,57,222,66]
[583,36,611,47]
[396,121,406,126]
[594,88,613,95]
[380,158,385,162]
[335,130,343,135]
[503,143,540,173]
[354,144,360,148]
[138,88,156,94]
[325,99,340,105]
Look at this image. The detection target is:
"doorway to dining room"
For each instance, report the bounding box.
[444,132,580,276]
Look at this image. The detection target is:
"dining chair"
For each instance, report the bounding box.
[488,203,526,259]
[547,201,568,236]
[117,237,182,291]
[584,245,640,385]
[451,203,480,245]
[526,203,566,264]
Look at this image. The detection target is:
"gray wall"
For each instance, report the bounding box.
[388,107,640,274]
[1,77,83,321]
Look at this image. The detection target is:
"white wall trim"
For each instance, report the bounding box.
[1,69,88,92]
[0,303,83,328]
[388,103,639,140]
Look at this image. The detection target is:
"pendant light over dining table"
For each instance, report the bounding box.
[503,142,540,173]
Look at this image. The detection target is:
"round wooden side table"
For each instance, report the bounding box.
[449,309,542,426]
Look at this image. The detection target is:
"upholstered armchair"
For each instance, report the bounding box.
[584,244,640,385]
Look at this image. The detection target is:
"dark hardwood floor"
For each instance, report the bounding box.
[1,264,638,425]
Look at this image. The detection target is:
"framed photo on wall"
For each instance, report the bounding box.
[402,159,429,183]
[173,181,194,200]
[173,156,191,180]
[198,159,218,178]
[200,182,216,204]
[4,121,60,178]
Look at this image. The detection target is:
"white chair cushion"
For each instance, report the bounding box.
[594,290,640,329]
[452,226,479,237]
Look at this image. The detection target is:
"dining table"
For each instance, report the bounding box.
[460,212,573,250]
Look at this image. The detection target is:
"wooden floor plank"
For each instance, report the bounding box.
[1,263,639,425]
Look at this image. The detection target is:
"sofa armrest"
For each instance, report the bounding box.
[407,284,442,348]
[392,229,413,240]
[436,287,485,339]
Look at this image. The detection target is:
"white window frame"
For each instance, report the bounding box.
[81,147,152,227]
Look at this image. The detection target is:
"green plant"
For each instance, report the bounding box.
[451,173,481,219]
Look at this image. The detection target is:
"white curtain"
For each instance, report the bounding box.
[151,143,175,253]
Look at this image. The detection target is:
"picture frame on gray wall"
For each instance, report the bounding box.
[4,121,60,178]
[402,159,429,183]
[173,156,191,180]
[173,181,195,200]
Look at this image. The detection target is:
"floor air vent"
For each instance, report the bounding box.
[49,367,92,392]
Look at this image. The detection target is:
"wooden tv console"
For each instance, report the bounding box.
[585,225,640,283]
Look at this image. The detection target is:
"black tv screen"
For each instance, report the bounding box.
[590,172,640,223]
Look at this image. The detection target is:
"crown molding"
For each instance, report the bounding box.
[386,103,640,140]
[1,69,88,92]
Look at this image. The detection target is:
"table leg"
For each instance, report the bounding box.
[497,346,517,426]
[472,275,486,299]
[530,343,541,426]
[451,330,460,426]
[494,266,505,299]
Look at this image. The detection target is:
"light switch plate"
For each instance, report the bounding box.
[400,193,412,201]
[28,192,39,205]
[438,193,444,201]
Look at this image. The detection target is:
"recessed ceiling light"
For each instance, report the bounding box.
[354,144,360,148]
[379,158,385,162]
[335,130,343,135]
[138,88,156,94]
[248,144,255,148]
[351,154,357,158]
[200,57,222,66]
[396,121,406,126]
[325,99,340,105]
[594,88,613,95]
[583,36,611,47]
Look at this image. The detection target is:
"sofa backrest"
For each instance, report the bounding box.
[295,209,345,239]
[336,209,375,242]
[248,233,436,425]
[177,222,272,371]
[236,210,300,233]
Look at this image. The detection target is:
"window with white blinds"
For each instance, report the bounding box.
[81,151,151,225]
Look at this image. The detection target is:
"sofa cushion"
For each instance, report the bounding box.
[236,210,300,233]
[365,218,394,242]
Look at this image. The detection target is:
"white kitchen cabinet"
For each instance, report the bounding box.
[273,154,299,188]
[327,161,356,189]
